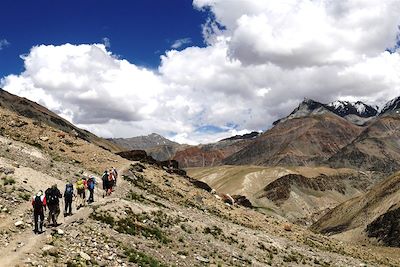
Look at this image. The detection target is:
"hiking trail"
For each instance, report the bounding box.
[0,163,131,267]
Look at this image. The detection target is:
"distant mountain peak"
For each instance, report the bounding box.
[109,133,180,152]
[326,100,378,118]
[273,99,327,125]
[274,98,378,126]
[381,96,400,115]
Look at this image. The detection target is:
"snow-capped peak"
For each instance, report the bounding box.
[328,100,346,110]
[381,96,400,114]
[326,100,377,118]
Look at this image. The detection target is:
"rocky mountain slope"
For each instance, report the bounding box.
[380,96,400,115]
[188,166,378,225]
[1,93,400,266]
[326,100,378,126]
[109,133,184,161]
[173,132,259,168]
[311,171,400,248]
[224,111,363,167]
[328,114,400,172]
[0,88,122,153]
[273,99,377,126]
[110,133,179,150]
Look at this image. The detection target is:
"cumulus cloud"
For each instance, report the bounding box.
[171,38,192,49]
[0,39,10,50]
[2,0,400,144]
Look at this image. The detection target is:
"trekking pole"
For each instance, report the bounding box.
[61,198,65,223]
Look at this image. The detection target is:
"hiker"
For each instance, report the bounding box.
[112,167,118,187]
[45,184,62,226]
[32,190,46,234]
[76,177,87,209]
[87,175,96,203]
[64,182,74,216]
[101,170,108,198]
[106,169,114,196]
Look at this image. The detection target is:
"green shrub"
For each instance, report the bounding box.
[203,225,223,237]
[18,192,30,201]
[124,248,168,267]
[3,177,16,186]
[90,211,115,226]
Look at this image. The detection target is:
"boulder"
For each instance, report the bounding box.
[283,223,292,231]
[196,255,210,263]
[232,195,253,208]
[80,251,91,261]
[42,245,57,254]
[39,136,49,141]
[0,167,15,175]
[14,221,24,227]
[57,229,64,235]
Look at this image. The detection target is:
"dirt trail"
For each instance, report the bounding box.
[0,163,132,267]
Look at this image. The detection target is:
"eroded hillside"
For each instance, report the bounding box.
[188,165,379,225]
[0,101,399,266]
[311,171,400,248]
[224,113,363,167]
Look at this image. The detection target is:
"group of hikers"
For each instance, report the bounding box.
[31,167,118,234]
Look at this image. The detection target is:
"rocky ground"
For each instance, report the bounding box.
[1,107,400,266]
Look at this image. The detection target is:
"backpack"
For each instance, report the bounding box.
[87,178,95,190]
[33,195,43,211]
[76,180,85,190]
[65,184,73,197]
[108,173,114,182]
[45,188,58,205]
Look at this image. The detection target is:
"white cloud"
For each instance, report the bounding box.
[102,37,111,48]
[171,38,192,49]
[2,0,400,144]
[0,39,10,50]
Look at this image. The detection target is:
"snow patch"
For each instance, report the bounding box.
[354,102,366,114]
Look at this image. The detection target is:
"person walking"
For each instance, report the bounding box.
[32,190,46,234]
[76,177,87,209]
[64,182,74,216]
[107,169,114,196]
[101,170,109,198]
[87,175,96,203]
[112,167,118,187]
[45,184,62,226]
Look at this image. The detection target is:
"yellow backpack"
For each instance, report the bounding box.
[76,180,84,190]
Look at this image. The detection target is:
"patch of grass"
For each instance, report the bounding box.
[180,224,193,234]
[90,211,115,226]
[91,209,170,244]
[3,177,16,186]
[117,217,170,244]
[123,173,162,196]
[283,251,304,264]
[124,247,168,267]
[149,210,183,228]
[18,192,30,201]
[27,141,43,149]
[125,191,168,208]
[203,225,223,237]
[126,190,146,202]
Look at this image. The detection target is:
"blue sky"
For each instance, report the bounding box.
[0,0,208,77]
[1,1,400,144]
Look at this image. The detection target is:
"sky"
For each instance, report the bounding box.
[1,0,400,144]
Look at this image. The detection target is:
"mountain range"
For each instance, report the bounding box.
[112,97,400,173]
[109,133,184,161]
[2,86,400,265]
